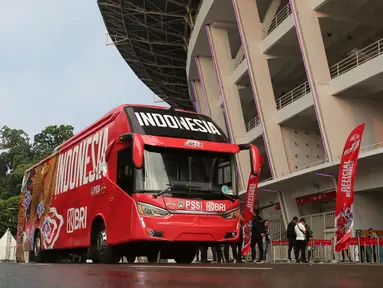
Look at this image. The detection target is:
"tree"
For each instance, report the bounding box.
[0,196,20,237]
[0,125,74,199]
[32,125,74,160]
[0,126,33,175]
[0,126,34,199]
[0,124,73,236]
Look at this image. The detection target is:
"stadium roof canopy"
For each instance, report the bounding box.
[98,0,202,110]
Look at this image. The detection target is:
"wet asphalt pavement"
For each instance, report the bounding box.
[1,262,382,288]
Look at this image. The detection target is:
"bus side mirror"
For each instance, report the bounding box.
[249,144,261,176]
[105,139,116,163]
[119,133,144,169]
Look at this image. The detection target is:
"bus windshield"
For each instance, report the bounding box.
[134,146,237,197]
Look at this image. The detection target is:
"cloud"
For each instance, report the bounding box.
[0,1,167,137]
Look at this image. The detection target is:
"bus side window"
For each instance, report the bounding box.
[117,146,134,195]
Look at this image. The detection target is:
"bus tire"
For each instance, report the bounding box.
[93,222,120,264]
[90,246,100,263]
[33,230,44,263]
[174,248,196,264]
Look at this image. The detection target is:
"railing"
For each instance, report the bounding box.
[296,158,328,171]
[334,141,383,161]
[245,115,261,132]
[304,211,335,237]
[329,37,383,78]
[276,81,311,110]
[260,177,273,184]
[272,237,382,263]
[359,141,383,154]
[262,3,292,39]
[233,46,245,70]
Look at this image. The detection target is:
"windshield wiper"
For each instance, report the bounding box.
[212,190,236,202]
[153,183,204,198]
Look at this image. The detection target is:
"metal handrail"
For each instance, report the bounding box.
[296,158,328,171]
[335,141,383,160]
[256,141,383,184]
[262,3,292,39]
[245,115,261,132]
[269,141,383,179]
[276,81,311,110]
[260,177,273,183]
[330,37,383,78]
[233,46,245,70]
[359,141,383,154]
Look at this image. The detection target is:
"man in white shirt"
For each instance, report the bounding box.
[294,218,308,263]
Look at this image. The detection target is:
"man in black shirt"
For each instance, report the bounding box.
[286,216,298,262]
[251,208,265,263]
[236,214,244,262]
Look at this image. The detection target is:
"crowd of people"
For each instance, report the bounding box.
[194,210,380,264]
[286,216,314,263]
[195,209,272,263]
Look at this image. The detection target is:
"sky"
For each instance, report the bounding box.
[0,1,167,138]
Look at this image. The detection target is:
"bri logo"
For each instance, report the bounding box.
[66,206,87,234]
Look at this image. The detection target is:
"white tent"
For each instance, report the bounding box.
[0,229,17,262]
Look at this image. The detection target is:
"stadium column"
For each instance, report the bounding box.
[194,56,228,135]
[232,0,290,178]
[205,24,250,191]
[191,80,209,116]
[277,190,300,228]
[289,0,356,160]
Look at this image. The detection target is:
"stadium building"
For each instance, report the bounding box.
[98,0,383,240]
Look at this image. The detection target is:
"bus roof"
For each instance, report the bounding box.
[26,104,225,172]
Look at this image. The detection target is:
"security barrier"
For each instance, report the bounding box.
[271,237,382,263]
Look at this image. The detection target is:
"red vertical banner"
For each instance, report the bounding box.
[335,123,365,252]
[241,173,260,255]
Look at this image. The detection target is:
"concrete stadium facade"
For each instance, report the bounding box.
[99,0,383,239]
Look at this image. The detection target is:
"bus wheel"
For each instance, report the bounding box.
[174,248,196,264]
[94,223,120,264]
[34,231,44,263]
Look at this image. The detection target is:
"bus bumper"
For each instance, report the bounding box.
[131,214,240,243]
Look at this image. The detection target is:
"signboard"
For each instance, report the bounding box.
[125,106,228,143]
[335,123,365,252]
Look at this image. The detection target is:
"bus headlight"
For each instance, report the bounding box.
[222,208,239,219]
[137,202,170,217]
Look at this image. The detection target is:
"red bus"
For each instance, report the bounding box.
[15,104,261,264]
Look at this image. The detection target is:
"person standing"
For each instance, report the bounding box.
[294,218,308,263]
[195,247,201,262]
[286,216,298,262]
[263,220,271,262]
[251,208,265,263]
[224,242,236,263]
[236,214,244,263]
[367,228,378,263]
[213,245,224,263]
[200,245,209,263]
[304,223,313,262]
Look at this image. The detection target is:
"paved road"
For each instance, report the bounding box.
[1,262,382,288]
